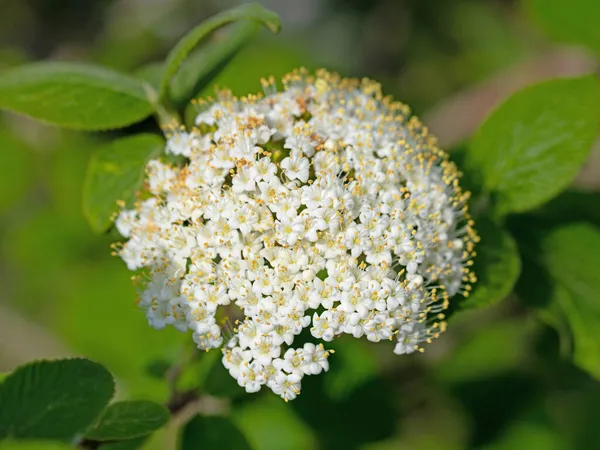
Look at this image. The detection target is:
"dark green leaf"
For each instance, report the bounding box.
[0,440,73,450]
[145,359,172,380]
[159,2,281,100]
[170,22,262,108]
[82,133,164,233]
[181,415,251,450]
[0,358,114,441]
[458,218,520,309]
[526,0,600,56]
[539,224,600,379]
[0,62,155,130]
[523,190,600,230]
[85,400,169,441]
[467,76,600,215]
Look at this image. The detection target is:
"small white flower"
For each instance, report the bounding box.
[281,154,310,183]
[301,343,330,375]
[270,372,302,401]
[238,361,266,393]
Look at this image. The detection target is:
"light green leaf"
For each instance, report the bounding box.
[539,224,600,379]
[459,218,520,309]
[0,62,155,130]
[525,0,600,56]
[170,22,262,108]
[159,2,281,100]
[100,437,147,450]
[0,440,73,450]
[85,400,169,441]
[0,358,114,441]
[467,76,600,215]
[82,133,164,233]
[232,396,317,450]
[181,415,252,450]
[0,373,7,383]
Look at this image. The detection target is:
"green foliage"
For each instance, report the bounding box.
[459,218,520,309]
[159,2,281,101]
[0,358,171,448]
[0,359,114,441]
[82,134,164,233]
[100,437,147,450]
[181,415,252,450]
[170,22,263,108]
[0,62,154,130]
[53,260,182,401]
[526,0,600,56]
[466,76,600,215]
[538,224,600,379]
[85,400,170,441]
[233,396,317,450]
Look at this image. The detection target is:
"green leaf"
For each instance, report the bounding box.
[0,358,115,441]
[82,133,164,233]
[100,437,147,450]
[159,2,281,100]
[145,359,172,380]
[467,76,600,215]
[538,224,600,379]
[458,218,520,309]
[170,22,262,108]
[181,415,252,450]
[0,62,155,130]
[525,0,600,56]
[0,373,7,383]
[233,396,317,450]
[85,400,169,441]
[0,440,73,450]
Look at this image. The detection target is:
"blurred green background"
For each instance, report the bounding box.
[1,0,600,449]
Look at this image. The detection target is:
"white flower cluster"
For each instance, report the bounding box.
[115,69,477,401]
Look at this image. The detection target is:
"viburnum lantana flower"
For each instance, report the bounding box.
[114,69,478,401]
